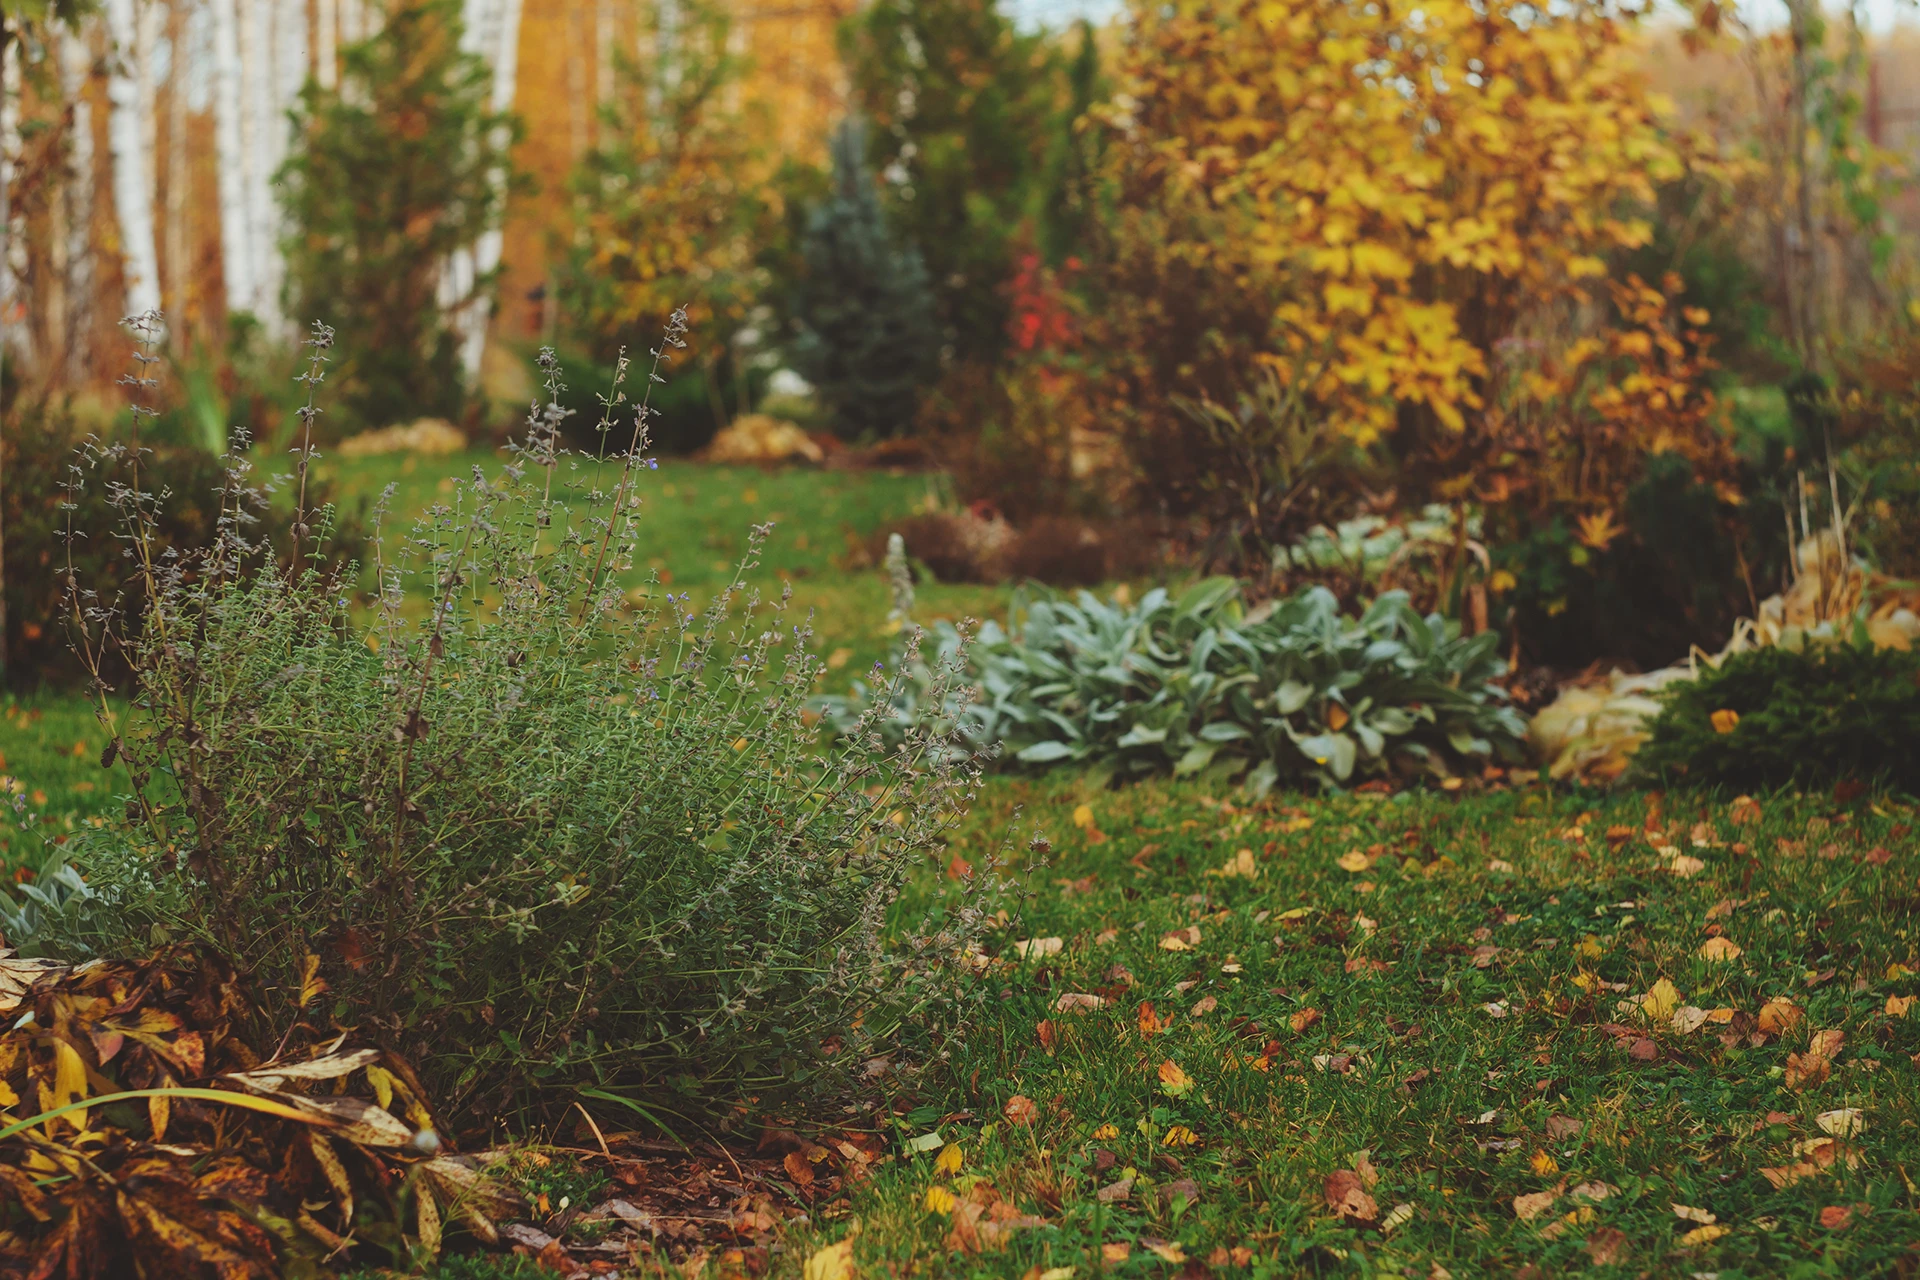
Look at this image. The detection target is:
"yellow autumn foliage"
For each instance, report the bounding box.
[1097,0,1729,506]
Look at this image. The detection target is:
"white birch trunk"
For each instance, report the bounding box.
[59,28,96,380]
[164,0,190,326]
[315,0,338,90]
[0,34,31,368]
[210,0,257,320]
[106,0,165,320]
[238,0,281,334]
[451,0,522,382]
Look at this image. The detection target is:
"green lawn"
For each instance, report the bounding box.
[7,447,1918,1278]
[791,778,1920,1278]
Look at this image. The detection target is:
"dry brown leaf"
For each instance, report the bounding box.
[1758,999,1803,1035]
[1290,1007,1322,1034]
[1325,1169,1380,1221]
[1002,1095,1039,1126]
[1585,1226,1629,1265]
[1700,937,1743,961]
[1190,995,1218,1018]
[1672,1203,1716,1225]
[1888,994,1915,1019]
[1512,1191,1557,1221]
[1100,1243,1131,1263]
[1054,992,1105,1013]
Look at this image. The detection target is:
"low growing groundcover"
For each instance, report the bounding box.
[778,776,1919,1279]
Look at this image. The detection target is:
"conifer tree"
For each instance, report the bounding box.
[279,0,520,430]
[791,118,938,440]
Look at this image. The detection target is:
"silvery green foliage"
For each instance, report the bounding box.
[32,321,993,1124]
[820,577,1526,791]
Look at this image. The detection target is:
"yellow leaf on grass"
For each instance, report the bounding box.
[38,1039,89,1136]
[1013,937,1064,960]
[925,1186,958,1215]
[1209,848,1259,879]
[1710,709,1740,734]
[1336,850,1371,873]
[1816,1109,1865,1138]
[298,953,328,1010]
[1072,804,1094,829]
[1700,937,1743,961]
[1158,1060,1195,1098]
[1672,1203,1716,1224]
[935,1143,964,1174]
[1643,979,1681,1021]
[1164,1125,1199,1146]
[804,1238,856,1280]
[1681,1224,1731,1245]
[1531,1150,1559,1176]
[1758,999,1803,1035]
[1887,994,1915,1018]
[1092,1123,1119,1140]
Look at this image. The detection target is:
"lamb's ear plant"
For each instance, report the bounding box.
[38,310,994,1130]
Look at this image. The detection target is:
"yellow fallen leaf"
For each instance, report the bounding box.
[1336,850,1372,873]
[1666,854,1707,877]
[1143,1240,1187,1263]
[1531,1150,1558,1176]
[1643,978,1681,1021]
[1013,937,1064,960]
[1681,1224,1731,1246]
[1710,709,1740,734]
[935,1143,963,1174]
[1672,1203,1716,1225]
[1164,1124,1199,1146]
[924,1185,957,1215]
[1887,994,1915,1019]
[1100,1244,1130,1263]
[1700,937,1743,961]
[1209,848,1259,878]
[1072,804,1094,829]
[1758,999,1803,1035]
[1157,1060,1194,1098]
[1092,1123,1119,1141]
[804,1238,856,1280]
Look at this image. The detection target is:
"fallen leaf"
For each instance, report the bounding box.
[1100,1243,1130,1263]
[1512,1191,1557,1221]
[1209,848,1259,879]
[1157,1060,1194,1098]
[1681,1224,1731,1245]
[1544,1116,1583,1141]
[1710,709,1740,734]
[785,1150,816,1189]
[1163,1125,1199,1146]
[1095,1177,1133,1204]
[1672,1203,1717,1225]
[1003,1095,1039,1126]
[1092,1123,1119,1140]
[804,1238,856,1280]
[1585,1226,1629,1265]
[1530,1150,1558,1176]
[1700,937,1743,961]
[1290,1007,1322,1034]
[1382,1202,1414,1233]
[1671,1006,1711,1034]
[924,1185,957,1215]
[1759,1161,1820,1189]
[1889,994,1915,1018]
[1190,996,1217,1018]
[1819,1204,1858,1229]
[1325,1169,1380,1221]
[1629,1038,1659,1061]
[1729,795,1762,824]
[1667,854,1708,877]
[1054,992,1106,1013]
[1159,926,1201,952]
[1570,1181,1616,1203]
[1643,978,1681,1021]
[1072,804,1094,829]
[1141,1239,1186,1264]
[1036,1020,1056,1053]
[1758,999,1804,1035]
[1013,937,1063,960]
[1816,1109,1864,1137]
[1336,850,1372,873]
[935,1143,964,1174]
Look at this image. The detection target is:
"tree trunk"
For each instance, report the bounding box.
[211,0,257,321]
[451,0,523,383]
[164,0,191,338]
[60,26,96,383]
[107,0,166,318]
[316,0,338,90]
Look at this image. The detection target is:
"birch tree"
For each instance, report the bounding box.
[105,0,164,318]
[58,23,95,381]
[210,0,257,320]
[444,0,522,381]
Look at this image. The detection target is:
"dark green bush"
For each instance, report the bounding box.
[24,334,986,1128]
[1634,642,1920,792]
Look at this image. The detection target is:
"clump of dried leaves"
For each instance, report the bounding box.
[0,945,518,1278]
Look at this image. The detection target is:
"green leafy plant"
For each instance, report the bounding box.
[822,571,1526,790]
[32,319,988,1127]
[1634,641,1920,792]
